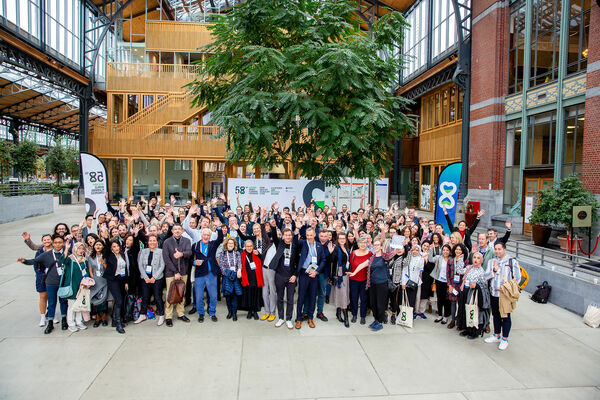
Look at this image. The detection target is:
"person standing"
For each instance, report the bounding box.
[367,240,390,332]
[218,237,243,321]
[430,244,452,324]
[60,241,88,332]
[348,237,372,325]
[240,240,264,320]
[269,228,299,329]
[484,242,521,350]
[192,224,224,323]
[22,232,52,327]
[18,234,69,334]
[135,235,166,326]
[88,240,109,328]
[162,224,192,327]
[295,227,327,329]
[329,232,351,328]
[105,240,127,334]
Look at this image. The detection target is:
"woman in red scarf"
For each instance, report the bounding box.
[240,240,264,320]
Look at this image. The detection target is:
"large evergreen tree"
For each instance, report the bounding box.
[188,0,412,184]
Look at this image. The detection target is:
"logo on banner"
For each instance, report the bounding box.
[438,182,457,209]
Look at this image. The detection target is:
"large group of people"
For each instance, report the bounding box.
[18,191,522,350]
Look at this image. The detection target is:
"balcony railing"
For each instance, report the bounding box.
[106,62,199,92]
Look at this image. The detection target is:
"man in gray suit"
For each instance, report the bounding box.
[162,224,192,327]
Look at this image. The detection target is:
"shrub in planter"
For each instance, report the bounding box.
[529,186,555,247]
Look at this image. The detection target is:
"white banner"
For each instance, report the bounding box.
[227,178,325,209]
[80,152,108,216]
[375,178,389,210]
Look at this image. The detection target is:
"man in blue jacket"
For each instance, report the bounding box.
[192,222,223,323]
[295,227,327,329]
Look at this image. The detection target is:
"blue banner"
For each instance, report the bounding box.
[435,162,462,235]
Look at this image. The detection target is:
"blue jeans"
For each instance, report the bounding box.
[195,274,217,316]
[296,273,318,321]
[225,294,238,314]
[316,273,329,314]
[46,285,68,319]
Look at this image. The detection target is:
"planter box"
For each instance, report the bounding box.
[59,193,72,205]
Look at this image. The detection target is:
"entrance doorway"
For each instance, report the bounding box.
[522,170,554,235]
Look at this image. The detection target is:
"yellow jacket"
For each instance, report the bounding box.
[499,279,520,318]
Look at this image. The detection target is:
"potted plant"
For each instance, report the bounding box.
[528,186,554,247]
[464,202,478,227]
[548,175,599,253]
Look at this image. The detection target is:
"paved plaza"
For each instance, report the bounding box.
[0,202,599,400]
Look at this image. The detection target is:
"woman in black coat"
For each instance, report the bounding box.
[105,240,127,334]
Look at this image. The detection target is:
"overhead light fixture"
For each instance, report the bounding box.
[582,48,589,58]
[578,117,584,121]
[567,125,575,128]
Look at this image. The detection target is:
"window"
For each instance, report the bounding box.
[508,0,526,94]
[420,84,462,132]
[403,0,428,78]
[165,160,193,201]
[101,158,128,201]
[527,111,556,166]
[530,0,561,88]
[503,119,522,212]
[566,0,591,75]
[133,159,161,200]
[563,105,584,176]
[431,0,458,60]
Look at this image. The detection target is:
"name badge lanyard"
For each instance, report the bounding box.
[52,251,63,276]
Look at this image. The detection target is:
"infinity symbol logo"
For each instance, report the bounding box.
[469,310,474,319]
[401,312,406,321]
[438,181,457,209]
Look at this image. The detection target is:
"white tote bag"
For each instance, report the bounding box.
[583,304,600,328]
[263,244,277,269]
[397,290,413,328]
[466,290,479,328]
[72,287,91,312]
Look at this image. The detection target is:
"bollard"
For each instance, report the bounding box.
[8,178,18,197]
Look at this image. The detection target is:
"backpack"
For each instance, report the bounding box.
[508,258,528,290]
[531,281,552,304]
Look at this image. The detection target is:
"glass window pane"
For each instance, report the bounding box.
[133,159,161,200]
[165,159,193,201]
[102,158,128,201]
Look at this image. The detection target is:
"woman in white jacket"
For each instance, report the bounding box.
[401,244,424,318]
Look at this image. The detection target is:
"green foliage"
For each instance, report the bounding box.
[12,140,39,179]
[529,175,600,232]
[46,143,67,184]
[35,156,46,175]
[0,140,13,181]
[407,182,419,208]
[64,147,80,179]
[187,0,413,185]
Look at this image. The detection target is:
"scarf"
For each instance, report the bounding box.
[336,247,347,288]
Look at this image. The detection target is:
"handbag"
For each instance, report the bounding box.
[465,289,479,328]
[167,279,186,305]
[582,303,600,328]
[72,287,91,312]
[388,280,398,292]
[397,290,413,328]
[57,265,74,299]
[406,279,418,290]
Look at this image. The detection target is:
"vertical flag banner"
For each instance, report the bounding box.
[435,162,462,235]
[80,152,108,216]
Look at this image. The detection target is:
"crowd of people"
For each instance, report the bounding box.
[18,191,522,350]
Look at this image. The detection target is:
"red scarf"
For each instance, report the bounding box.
[241,251,264,287]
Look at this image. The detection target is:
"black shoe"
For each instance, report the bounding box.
[336,308,343,323]
[390,315,396,325]
[247,312,252,319]
[188,307,197,315]
[325,295,330,304]
[360,317,366,325]
[351,315,357,323]
[111,319,116,327]
[232,314,238,321]
[460,330,469,337]
[302,313,308,321]
[178,315,190,323]
[116,324,125,334]
[252,312,259,320]
[211,315,218,322]
[197,315,204,323]
[44,320,54,334]
[93,319,101,328]
[343,310,349,328]
[102,319,108,327]
[317,313,328,322]
[226,312,232,319]
[467,334,478,340]
[61,316,68,330]
[166,319,173,327]
[383,313,388,324]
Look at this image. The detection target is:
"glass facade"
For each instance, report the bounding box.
[529,0,562,88]
[165,159,193,201]
[503,119,522,212]
[102,158,129,201]
[403,0,428,78]
[563,105,584,176]
[527,111,556,166]
[132,159,161,200]
[508,0,526,94]
[566,0,591,75]
[431,0,458,59]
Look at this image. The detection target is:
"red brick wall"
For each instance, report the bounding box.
[468,2,509,191]
[582,3,600,194]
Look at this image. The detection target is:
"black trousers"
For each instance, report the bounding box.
[140,278,165,316]
[405,286,417,309]
[275,273,296,321]
[389,286,401,314]
[349,279,367,318]
[185,261,193,305]
[435,280,451,317]
[490,295,512,338]
[107,279,124,316]
[296,273,318,321]
[456,288,469,330]
[369,283,388,323]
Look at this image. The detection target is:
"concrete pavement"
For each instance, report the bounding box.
[0,200,599,400]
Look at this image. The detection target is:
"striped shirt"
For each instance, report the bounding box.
[486,256,521,297]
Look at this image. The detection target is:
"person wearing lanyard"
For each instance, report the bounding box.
[60,241,88,332]
[162,224,193,327]
[88,240,109,328]
[218,237,243,321]
[269,228,299,329]
[192,224,224,323]
[240,240,265,319]
[430,244,452,324]
[21,232,52,327]
[328,233,351,328]
[18,234,69,334]
[105,240,127,334]
[295,227,326,329]
[135,235,166,326]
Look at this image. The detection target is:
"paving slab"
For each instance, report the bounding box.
[463,386,600,400]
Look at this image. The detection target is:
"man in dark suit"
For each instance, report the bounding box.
[295,227,327,329]
[269,228,300,329]
[162,224,192,327]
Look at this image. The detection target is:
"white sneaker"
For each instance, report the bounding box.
[484,334,501,343]
[157,315,165,326]
[77,324,87,330]
[53,316,60,323]
[498,338,509,350]
[275,319,285,328]
[39,315,46,327]
[68,326,78,332]
[134,314,147,324]
[286,320,294,330]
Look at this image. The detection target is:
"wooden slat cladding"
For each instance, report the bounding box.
[106,62,197,92]
[418,123,461,164]
[146,21,214,52]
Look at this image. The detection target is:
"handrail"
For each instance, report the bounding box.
[107,62,200,76]
[93,124,221,138]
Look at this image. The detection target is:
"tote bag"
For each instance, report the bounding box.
[465,289,479,328]
[397,290,413,328]
[72,287,91,312]
[583,304,600,328]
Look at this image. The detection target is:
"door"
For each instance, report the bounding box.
[523,177,554,235]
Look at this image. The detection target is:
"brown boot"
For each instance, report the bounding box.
[447,320,455,329]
